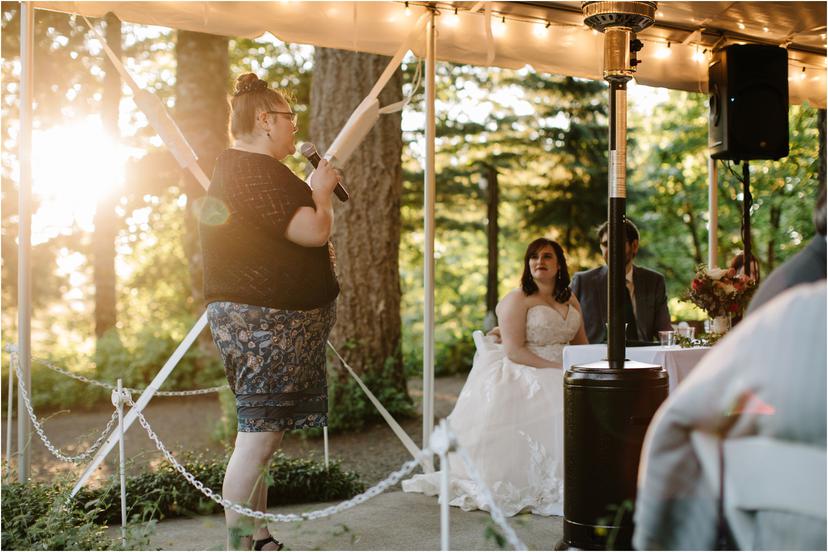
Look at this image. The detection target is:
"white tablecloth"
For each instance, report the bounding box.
[562,344,710,392]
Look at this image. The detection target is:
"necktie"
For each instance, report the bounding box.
[624,284,639,341]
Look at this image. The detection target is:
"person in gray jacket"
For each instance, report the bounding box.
[634,280,826,550]
[571,219,672,344]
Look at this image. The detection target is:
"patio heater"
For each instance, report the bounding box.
[557,2,668,549]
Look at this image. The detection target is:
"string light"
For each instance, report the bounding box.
[404,1,411,17]
[533,21,550,38]
[762,26,769,33]
[692,45,705,63]
[654,41,672,59]
[493,16,506,37]
[445,7,460,27]
[737,21,745,30]
[798,67,807,81]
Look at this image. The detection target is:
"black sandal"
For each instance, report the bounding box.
[252,535,284,551]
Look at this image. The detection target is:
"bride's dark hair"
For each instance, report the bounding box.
[520,238,572,303]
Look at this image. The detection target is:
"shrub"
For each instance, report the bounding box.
[72,452,365,524]
[327,356,415,432]
[1,472,151,551]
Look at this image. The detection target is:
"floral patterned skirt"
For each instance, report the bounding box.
[207,301,335,432]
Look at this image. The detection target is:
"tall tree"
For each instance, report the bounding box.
[513,74,609,256]
[310,48,408,405]
[92,12,121,338]
[174,30,229,311]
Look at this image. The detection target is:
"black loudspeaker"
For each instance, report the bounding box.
[708,44,789,161]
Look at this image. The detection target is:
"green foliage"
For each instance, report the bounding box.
[213,356,415,436]
[2,451,361,550]
[94,324,223,396]
[1,472,151,551]
[212,387,240,444]
[71,452,364,523]
[628,91,822,303]
[326,358,415,432]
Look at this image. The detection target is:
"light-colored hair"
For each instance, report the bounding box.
[230,73,289,138]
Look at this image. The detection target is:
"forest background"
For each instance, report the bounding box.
[1,6,824,430]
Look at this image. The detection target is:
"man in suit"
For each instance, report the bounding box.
[747,185,826,314]
[571,219,672,344]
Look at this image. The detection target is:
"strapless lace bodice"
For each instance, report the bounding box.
[524,304,581,363]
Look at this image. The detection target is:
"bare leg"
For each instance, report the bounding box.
[223,431,284,550]
[253,478,275,549]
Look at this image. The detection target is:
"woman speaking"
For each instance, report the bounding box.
[200,73,340,550]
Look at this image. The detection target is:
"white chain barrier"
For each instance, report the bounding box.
[125,392,425,522]
[124,393,526,549]
[10,352,120,463]
[23,351,228,397]
[6,345,527,549]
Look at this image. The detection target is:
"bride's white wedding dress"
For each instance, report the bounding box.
[403,304,581,517]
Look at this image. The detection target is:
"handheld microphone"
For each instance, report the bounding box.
[300,143,350,202]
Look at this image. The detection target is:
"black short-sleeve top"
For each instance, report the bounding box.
[200,149,339,311]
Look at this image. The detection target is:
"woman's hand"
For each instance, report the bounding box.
[309,158,340,199]
[286,159,338,247]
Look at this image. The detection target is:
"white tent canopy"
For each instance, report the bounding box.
[14,1,827,483]
[35,1,828,107]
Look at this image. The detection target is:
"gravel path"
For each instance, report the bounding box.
[2,375,467,487]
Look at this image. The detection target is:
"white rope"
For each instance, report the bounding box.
[10,353,119,464]
[327,341,424,464]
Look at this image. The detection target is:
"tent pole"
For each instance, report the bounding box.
[708,155,719,267]
[17,0,34,483]
[422,9,436,452]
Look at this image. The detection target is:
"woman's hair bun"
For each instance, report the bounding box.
[234,73,268,96]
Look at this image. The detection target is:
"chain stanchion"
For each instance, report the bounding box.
[10,352,119,463]
[6,346,15,465]
[430,420,456,551]
[114,380,128,546]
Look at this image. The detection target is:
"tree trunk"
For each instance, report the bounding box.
[93,12,121,338]
[174,31,229,312]
[310,48,406,396]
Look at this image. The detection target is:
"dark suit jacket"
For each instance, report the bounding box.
[571,265,672,344]
[747,235,826,315]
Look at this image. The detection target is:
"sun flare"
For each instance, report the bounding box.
[31,117,128,244]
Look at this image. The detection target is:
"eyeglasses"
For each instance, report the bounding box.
[266,110,298,126]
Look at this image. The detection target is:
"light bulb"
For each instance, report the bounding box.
[533,22,550,38]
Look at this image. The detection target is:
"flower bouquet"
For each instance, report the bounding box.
[682,264,757,333]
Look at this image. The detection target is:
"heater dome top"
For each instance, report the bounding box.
[582,1,657,33]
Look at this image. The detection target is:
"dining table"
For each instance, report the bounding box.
[562,344,711,393]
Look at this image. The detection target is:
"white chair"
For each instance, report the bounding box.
[691,431,827,549]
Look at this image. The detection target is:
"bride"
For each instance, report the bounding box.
[403,238,588,516]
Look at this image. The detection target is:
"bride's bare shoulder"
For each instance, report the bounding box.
[496,289,529,313]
